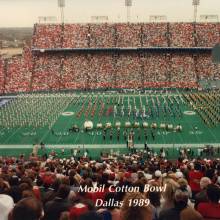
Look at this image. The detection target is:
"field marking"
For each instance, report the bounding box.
[0,143,219,149]
[2,127,23,144]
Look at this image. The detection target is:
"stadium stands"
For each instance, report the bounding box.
[0,22,220,94]
[4,56,31,93]
[142,23,168,47]
[116,53,141,88]
[1,22,220,220]
[63,24,89,48]
[90,23,115,48]
[116,23,142,47]
[32,54,62,91]
[142,53,168,84]
[169,23,195,47]
[196,54,220,80]
[170,54,196,83]
[196,23,220,47]
[0,57,5,94]
[32,23,220,49]
[33,24,62,48]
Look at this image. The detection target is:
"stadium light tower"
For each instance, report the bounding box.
[192,0,200,23]
[58,0,65,24]
[125,0,132,23]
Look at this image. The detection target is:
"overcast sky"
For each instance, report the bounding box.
[0,0,220,27]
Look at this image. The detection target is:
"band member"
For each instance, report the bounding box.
[109,129,113,141]
[151,130,155,141]
[61,147,65,155]
[144,129,148,140]
[138,128,141,141]
[123,129,128,141]
[103,130,106,141]
[144,142,148,150]
[117,128,120,142]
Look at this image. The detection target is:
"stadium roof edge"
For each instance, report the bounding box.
[32,47,212,53]
[34,22,220,25]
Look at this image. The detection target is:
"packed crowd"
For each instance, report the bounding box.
[171,54,196,83]
[116,54,141,88]
[32,23,220,49]
[1,51,219,93]
[196,23,219,47]
[89,23,116,48]
[0,46,33,94]
[0,57,5,94]
[0,151,220,220]
[32,54,62,91]
[197,54,220,80]
[142,23,168,47]
[4,56,31,93]
[0,22,219,94]
[31,52,209,91]
[169,23,195,47]
[116,23,142,48]
[33,24,63,49]
[63,24,89,48]
[142,54,168,84]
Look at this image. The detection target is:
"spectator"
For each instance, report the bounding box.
[197,184,220,219]
[44,184,72,220]
[159,187,188,220]
[10,197,43,220]
[188,163,204,199]
[194,177,211,209]
[120,192,153,220]
[0,194,14,220]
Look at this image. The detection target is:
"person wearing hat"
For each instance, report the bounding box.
[149,170,162,186]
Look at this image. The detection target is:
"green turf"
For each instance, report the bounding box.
[0,91,220,148]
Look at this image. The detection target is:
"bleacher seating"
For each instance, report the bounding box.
[0,22,220,94]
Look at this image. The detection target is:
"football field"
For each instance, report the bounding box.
[0,90,219,157]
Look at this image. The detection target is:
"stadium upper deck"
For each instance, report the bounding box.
[32,22,220,49]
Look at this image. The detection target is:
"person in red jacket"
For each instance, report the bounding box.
[197,184,220,219]
[188,163,204,199]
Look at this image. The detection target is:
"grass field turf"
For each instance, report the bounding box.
[0,91,220,150]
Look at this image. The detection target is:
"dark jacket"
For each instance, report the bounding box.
[43,197,72,220]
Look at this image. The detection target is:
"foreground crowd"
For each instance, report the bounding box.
[0,151,220,220]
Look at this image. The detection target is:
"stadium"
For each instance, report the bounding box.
[1,19,220,158]
[0,0,220,220]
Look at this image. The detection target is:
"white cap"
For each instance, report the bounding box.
[0,194,14,220]
[155,170,162,177]
[176,171,184,179]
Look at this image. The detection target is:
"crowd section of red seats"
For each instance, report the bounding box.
[0,22,219,94]
[0,52,219,93]
[0,57,5,94]
[32,23,220,48]
[169,23,195,47]
[29,52,218,91]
